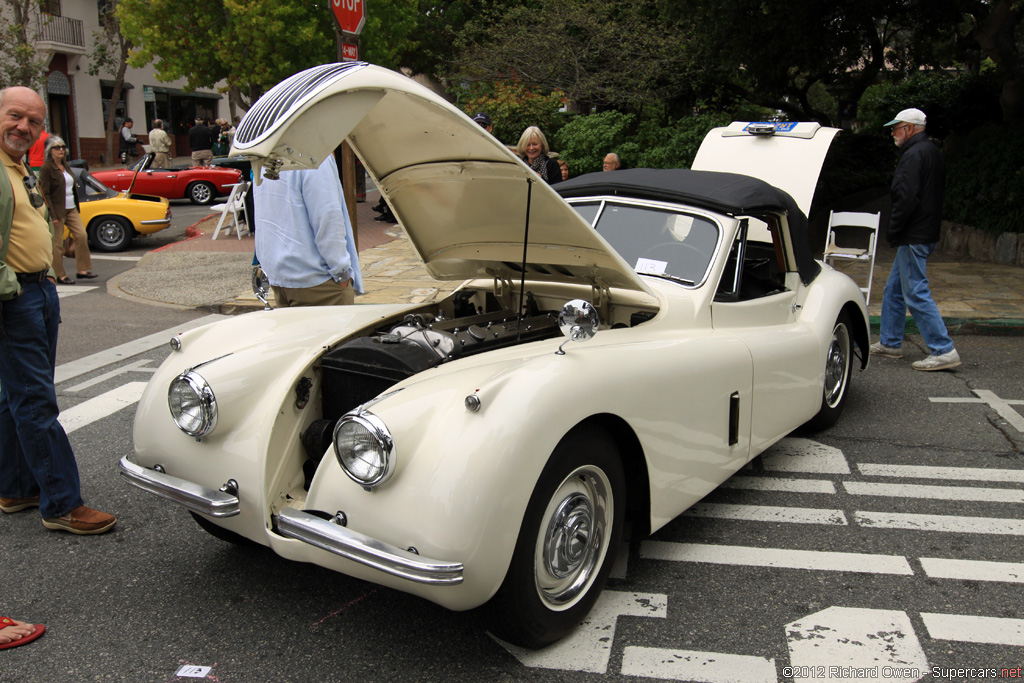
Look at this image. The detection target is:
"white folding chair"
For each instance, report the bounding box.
[211,181,251,240]
[823,210,881,304]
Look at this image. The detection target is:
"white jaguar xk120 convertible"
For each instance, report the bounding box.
[119,63,869,648]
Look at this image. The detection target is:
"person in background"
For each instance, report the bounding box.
[602,153,622,171]
[253,154,363,307]
[39,135,94,284]
[0,616,45,649]
[516,126,561,185]
[188,116,214,166]
[212,119,230,156]
[119,117,138,165]
[557,159,570,182]
[27,129,48,171]
[0,86,116,535]
[871,107,960,371]
[148,119,172,168]
[472,112,493,134]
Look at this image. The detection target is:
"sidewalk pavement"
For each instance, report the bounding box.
[110,188,1024,335]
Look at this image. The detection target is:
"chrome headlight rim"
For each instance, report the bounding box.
[333,411,395,489]
[168,371,218,438]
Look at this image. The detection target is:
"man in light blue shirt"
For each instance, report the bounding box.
[254,154,363,306]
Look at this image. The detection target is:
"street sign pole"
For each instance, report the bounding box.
[332,0,365,249]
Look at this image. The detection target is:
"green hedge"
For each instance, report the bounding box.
[945,124,1024,234]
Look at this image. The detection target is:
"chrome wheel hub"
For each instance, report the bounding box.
[824,323,850,408]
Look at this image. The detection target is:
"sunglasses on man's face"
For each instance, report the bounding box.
[22,174,44,208]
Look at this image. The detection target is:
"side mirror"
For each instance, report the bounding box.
[252,267,271,310]
[555,299,599,355]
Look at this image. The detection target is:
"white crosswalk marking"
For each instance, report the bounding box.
[723,475,836,494]
[844,480,1024,503]
[640,541,914,575]
[685,502,847,525]
[621,646,776,682]
[919,557,1024,583]
[857,463,1024,483]
[921,612,1024,646]
[855,510,1024,535]
[56,285,97,299]
[67,359,157,393]
[58,382,148,434]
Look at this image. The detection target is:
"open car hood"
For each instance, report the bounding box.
[231,62,652,295]
[691,121,840,216]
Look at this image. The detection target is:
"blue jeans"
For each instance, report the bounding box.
[0,279,83,518]
[879,243,954,356]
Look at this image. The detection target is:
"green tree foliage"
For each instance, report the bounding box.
[454,0,695,115]
[360,0,418,69]
[555,111,732,175]
[118,0,337,110]
[461,78,567,146]
[0,0,49,89]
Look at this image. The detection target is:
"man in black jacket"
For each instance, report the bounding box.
[188,116,214,166]
[871,108,960,371]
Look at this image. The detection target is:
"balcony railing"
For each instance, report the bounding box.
[36,13,85,51]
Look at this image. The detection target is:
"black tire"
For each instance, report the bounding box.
[488,426,625,648]
[189,511,257,547]
[804,311,853,431]
[87,216,133,252]
[188,181,215,205]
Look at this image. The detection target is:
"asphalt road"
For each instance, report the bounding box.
[2,277,1023,681]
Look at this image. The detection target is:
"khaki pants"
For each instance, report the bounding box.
[51,208,92,279]
[191,150,213,166]
[153,152,171,168]
[271,278,354,307]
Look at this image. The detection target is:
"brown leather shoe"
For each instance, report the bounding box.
[0,496,40,513]
[42,505,116,535]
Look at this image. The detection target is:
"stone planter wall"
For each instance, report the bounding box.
[940,221,1024,267]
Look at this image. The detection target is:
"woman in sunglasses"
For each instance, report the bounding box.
[38,135,95,284]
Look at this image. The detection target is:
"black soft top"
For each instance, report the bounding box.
[557,168,821,284]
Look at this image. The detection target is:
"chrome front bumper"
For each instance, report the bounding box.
[274,508,464,586]
[119,456,240,517]
[118,456,464,586]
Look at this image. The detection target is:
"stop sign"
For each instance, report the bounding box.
[332,0,365,35]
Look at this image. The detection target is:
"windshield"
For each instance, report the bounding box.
[76,170,118,200]
[570,199,721,287]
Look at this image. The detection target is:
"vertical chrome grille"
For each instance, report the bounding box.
[234,62,365,147]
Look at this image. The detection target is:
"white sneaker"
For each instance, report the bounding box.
[912,348,961,371]
[869,342,903,359]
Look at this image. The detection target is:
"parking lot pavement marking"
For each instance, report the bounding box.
[785,607,928,682]
[930,389,1024,433]
[854,510,1024,536]
[758,438,850,474]
[919,557,1024,583]
[722,475,836,494]
[54,314,227,384]
[495,591,667,674]
[844,481,1024,504]
[921,613,1024,646]
[56,285,97,299]
[685,503,848,525]
[857,463,1024,484]
[58,382,148,434]
[67,359,157,393]
[91,254,142,261]
[640,541,914,575]
[620,646,777,683]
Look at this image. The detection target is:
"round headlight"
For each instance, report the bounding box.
[168,371,217,438]
[333,412,395,488]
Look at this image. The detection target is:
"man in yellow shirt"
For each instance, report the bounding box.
[0,86,116,535]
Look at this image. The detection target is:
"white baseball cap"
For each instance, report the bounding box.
[884,108,926,127]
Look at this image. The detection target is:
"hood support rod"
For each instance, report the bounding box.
[516,178,534,343]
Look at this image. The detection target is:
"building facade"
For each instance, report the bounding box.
[21,0,229,166]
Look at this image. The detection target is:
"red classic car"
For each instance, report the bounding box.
[92,153,243,205]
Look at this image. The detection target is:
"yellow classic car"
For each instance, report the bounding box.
[74,166,172,251]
